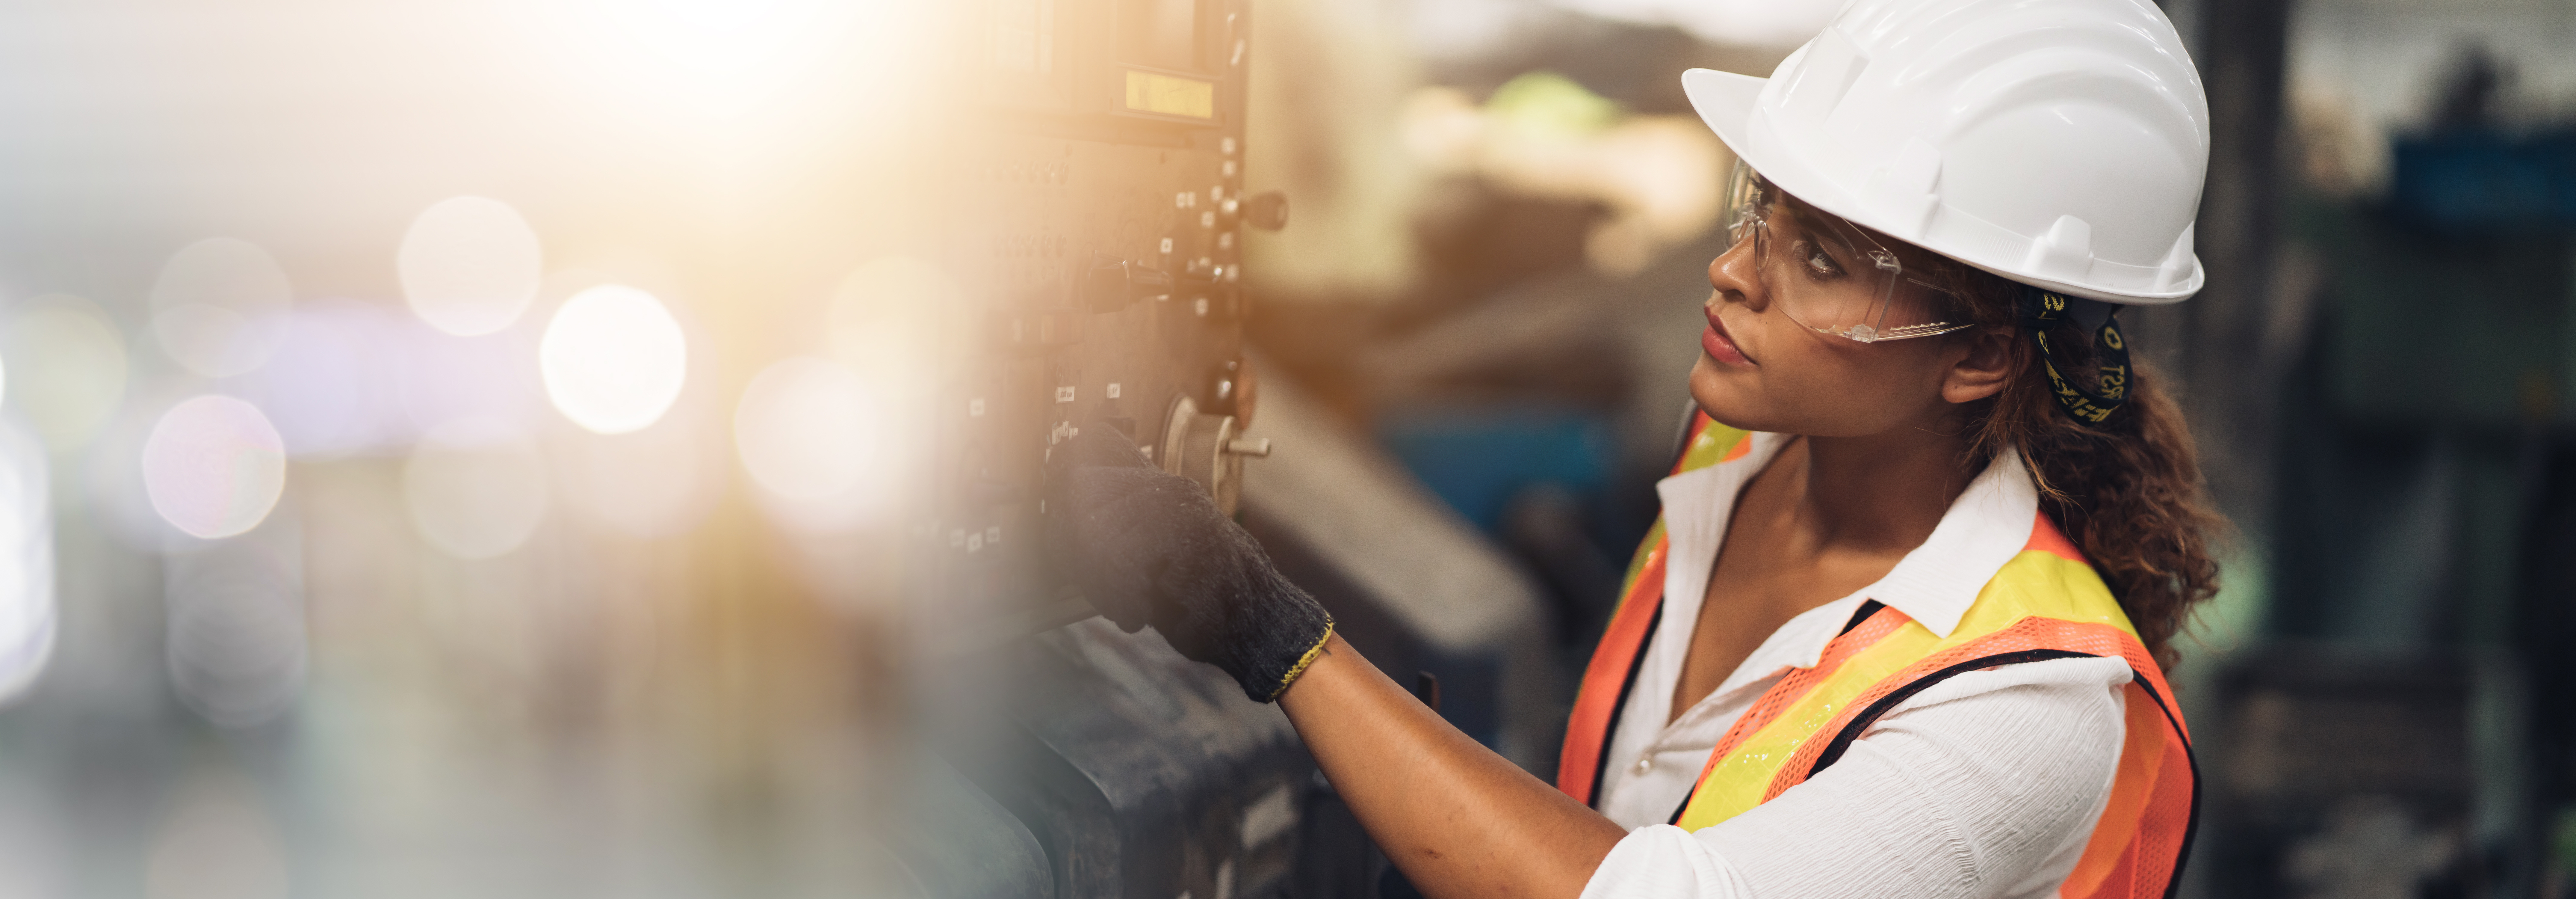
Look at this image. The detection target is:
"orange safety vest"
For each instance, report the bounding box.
[1558,414,2198,899]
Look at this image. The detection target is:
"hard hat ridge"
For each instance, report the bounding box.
[1684,0,2211,305]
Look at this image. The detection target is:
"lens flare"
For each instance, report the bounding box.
[403,419,550,560]
[3,295,129,451]
[399,196,544,337]
[141,396,287,540]
[150,239,292,378]
[539,285,687,435]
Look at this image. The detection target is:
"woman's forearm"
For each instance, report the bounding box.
[1277,633,1628,899]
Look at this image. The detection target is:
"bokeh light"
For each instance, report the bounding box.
[149,239,292,378]
[403,419,550,560]
[0,424,53,706]
[141,396,287,540]
[2,295,129,451]
[735,357,899,530]
[398,196,543,337]
[737,357,876,500]
[539,285,686,435]
[164,540,305,728]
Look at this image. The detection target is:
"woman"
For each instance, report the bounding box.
[1045,0,2223,895]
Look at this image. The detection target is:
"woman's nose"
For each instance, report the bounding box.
[1707,232,1766,310]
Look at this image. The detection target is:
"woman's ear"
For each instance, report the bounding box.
[1941,328,2017,404]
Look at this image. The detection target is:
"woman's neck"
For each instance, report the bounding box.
[1780,426,1980,553]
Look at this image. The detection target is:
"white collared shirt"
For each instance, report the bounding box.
[1582,434,2136,899]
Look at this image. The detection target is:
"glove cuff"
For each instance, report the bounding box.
[1262,619,1335,702]
[1195,561,1334,704]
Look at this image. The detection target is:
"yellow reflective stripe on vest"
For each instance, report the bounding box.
[1676,420,1751,474]
[1674,547,2135,830]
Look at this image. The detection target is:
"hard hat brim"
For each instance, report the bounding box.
[1682,67,1874,255]
[1680,67,2201,306]
[1680,68,1795,204]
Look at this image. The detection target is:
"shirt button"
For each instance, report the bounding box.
[1634,757,1654,774]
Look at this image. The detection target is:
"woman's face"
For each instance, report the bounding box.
[1687,199,2009,437]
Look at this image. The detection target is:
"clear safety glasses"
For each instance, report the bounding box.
[1721,162,1971,343]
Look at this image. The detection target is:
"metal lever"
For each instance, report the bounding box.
[1083,256,1175,311]
[1225,438,1272,458]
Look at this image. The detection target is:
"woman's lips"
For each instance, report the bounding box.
[1701,310,1752,365]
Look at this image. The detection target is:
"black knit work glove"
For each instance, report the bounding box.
[1044,419,1333,703]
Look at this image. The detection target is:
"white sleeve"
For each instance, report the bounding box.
[1579,656,2132,899]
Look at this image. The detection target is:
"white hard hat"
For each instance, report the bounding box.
[1682,0,2210,304]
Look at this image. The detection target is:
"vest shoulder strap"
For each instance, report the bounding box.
[1554,412,1750,804]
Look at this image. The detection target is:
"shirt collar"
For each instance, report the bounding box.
[1654,436,2038,671]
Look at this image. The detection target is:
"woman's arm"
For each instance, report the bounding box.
[1278,633,1629,899]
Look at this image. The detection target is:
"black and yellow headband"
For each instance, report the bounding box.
[2017,287,2131,426]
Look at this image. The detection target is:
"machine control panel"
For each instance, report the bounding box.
[917,0,1288,632]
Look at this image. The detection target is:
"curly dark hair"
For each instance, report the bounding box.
[1922,260,2230,672]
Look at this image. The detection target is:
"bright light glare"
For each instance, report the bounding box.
[398,196,544,336]
[539,285,687,435]
[736,358,879,499]
[141,396,287,540]
[735,357,899,527]
[562,0,896,112]
[0,425,54,706]
[4,295,129,451]
[403,419,551,560]
[150,239,292,378]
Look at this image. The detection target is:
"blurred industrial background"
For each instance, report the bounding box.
[0,0,2570,897]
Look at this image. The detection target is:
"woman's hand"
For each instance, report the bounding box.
[1279,634,1628,899]
[1043,419,1334,702]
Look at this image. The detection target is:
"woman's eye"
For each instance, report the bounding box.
[1804,247,1842,277]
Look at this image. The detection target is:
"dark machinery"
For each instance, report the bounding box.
[888,1,1371,896]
